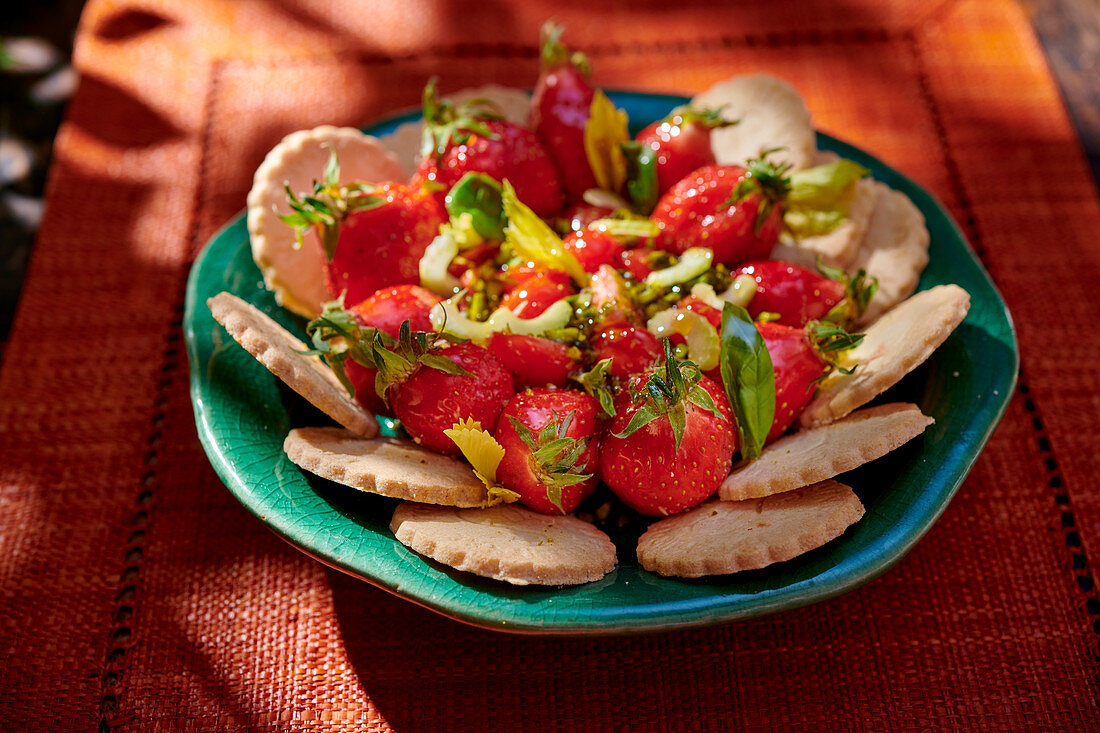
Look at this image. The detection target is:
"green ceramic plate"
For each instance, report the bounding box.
[185,91,1017,635]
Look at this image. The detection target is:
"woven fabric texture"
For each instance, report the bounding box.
[1,0,1098,729]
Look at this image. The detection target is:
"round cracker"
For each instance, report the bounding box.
[378,85,533,177]
[691,74,815,172]
[390,502,617,586]
[285,427,489,507]
[247,126,406,318]
[852,183,930,325]
[770,176,881,270]
[799,285,970,428]
[720,403,933,501]
[207,292,378,438]
[637,480,865,577]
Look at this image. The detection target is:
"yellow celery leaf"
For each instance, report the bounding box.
[502,181,588,285]
[583,90,629,193]
[443,418,518,505]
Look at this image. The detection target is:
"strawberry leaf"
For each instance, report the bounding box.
[571,358,616,417]
[718,303,775,462]
[509,410,593,513]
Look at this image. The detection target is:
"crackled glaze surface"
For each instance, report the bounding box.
[184,92,1018,635]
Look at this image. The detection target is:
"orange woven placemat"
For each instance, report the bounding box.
[1,0,1098,729]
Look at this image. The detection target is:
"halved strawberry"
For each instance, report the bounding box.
[495,388,602,514]
[281,154,446,308]
[563,228,626,273]
[590,324,662,380]
[488,333,577,390]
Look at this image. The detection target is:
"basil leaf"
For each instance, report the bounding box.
[718,303,775,461]
[445,172,506,240]
[621,140,658,215]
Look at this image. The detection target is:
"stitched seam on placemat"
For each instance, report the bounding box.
[96,58,225,733]
[1018,377,1100,639]
[907,30,1100,651]
[216,27,897,70]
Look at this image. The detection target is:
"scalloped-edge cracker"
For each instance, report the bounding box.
[379,85,533,177]
[637,479,864,577]
[691,74,815,172]
[390,502,617,586]
[853,182,930,325]
[247,126,406,318]
[720,403,933,501]
[770,176,880,270]
[800,285,970,428]
[207,292,378,438]
[285,427,489,507]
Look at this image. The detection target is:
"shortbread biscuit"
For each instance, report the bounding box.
[799,285,970,428]
[637,480,864,577]
[285,427,489,506]
[771,176,880,270]
[720,403,933,501]
[379,85,533,176]
[208,292,378,438]
[852,183,930,325]
[247,126,405,317]
[692,74,815,172]
[390,502,618,586]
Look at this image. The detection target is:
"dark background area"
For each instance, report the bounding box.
[0,0,1097,361]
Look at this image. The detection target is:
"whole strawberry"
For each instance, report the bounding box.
[636,107,733,195]
[413,81,562,218]
[495,388,602,514]
[599,343,735,516]
[529,22,598,199]
[651,158,790,267]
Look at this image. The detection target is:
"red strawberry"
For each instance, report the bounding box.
[563,228,626,273]
[563,201,614,232]
[618,247,656,281]
[500,260,572,291]
[343,285,442,414]
[495,388,602,514]
[387,341,515,455]
[599,347,735,516]
[499,273,574,318]
[651,158,790,267]
[488,333,577,390]
[757,322,827,442]
[676,296,722,330]
[323,182,446,307]
[590,324,662,380]
[735,260,877,327]
[635,108,731,195]
[529,23,597,199]
[414,83,562,218]
[349,284,441,337]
